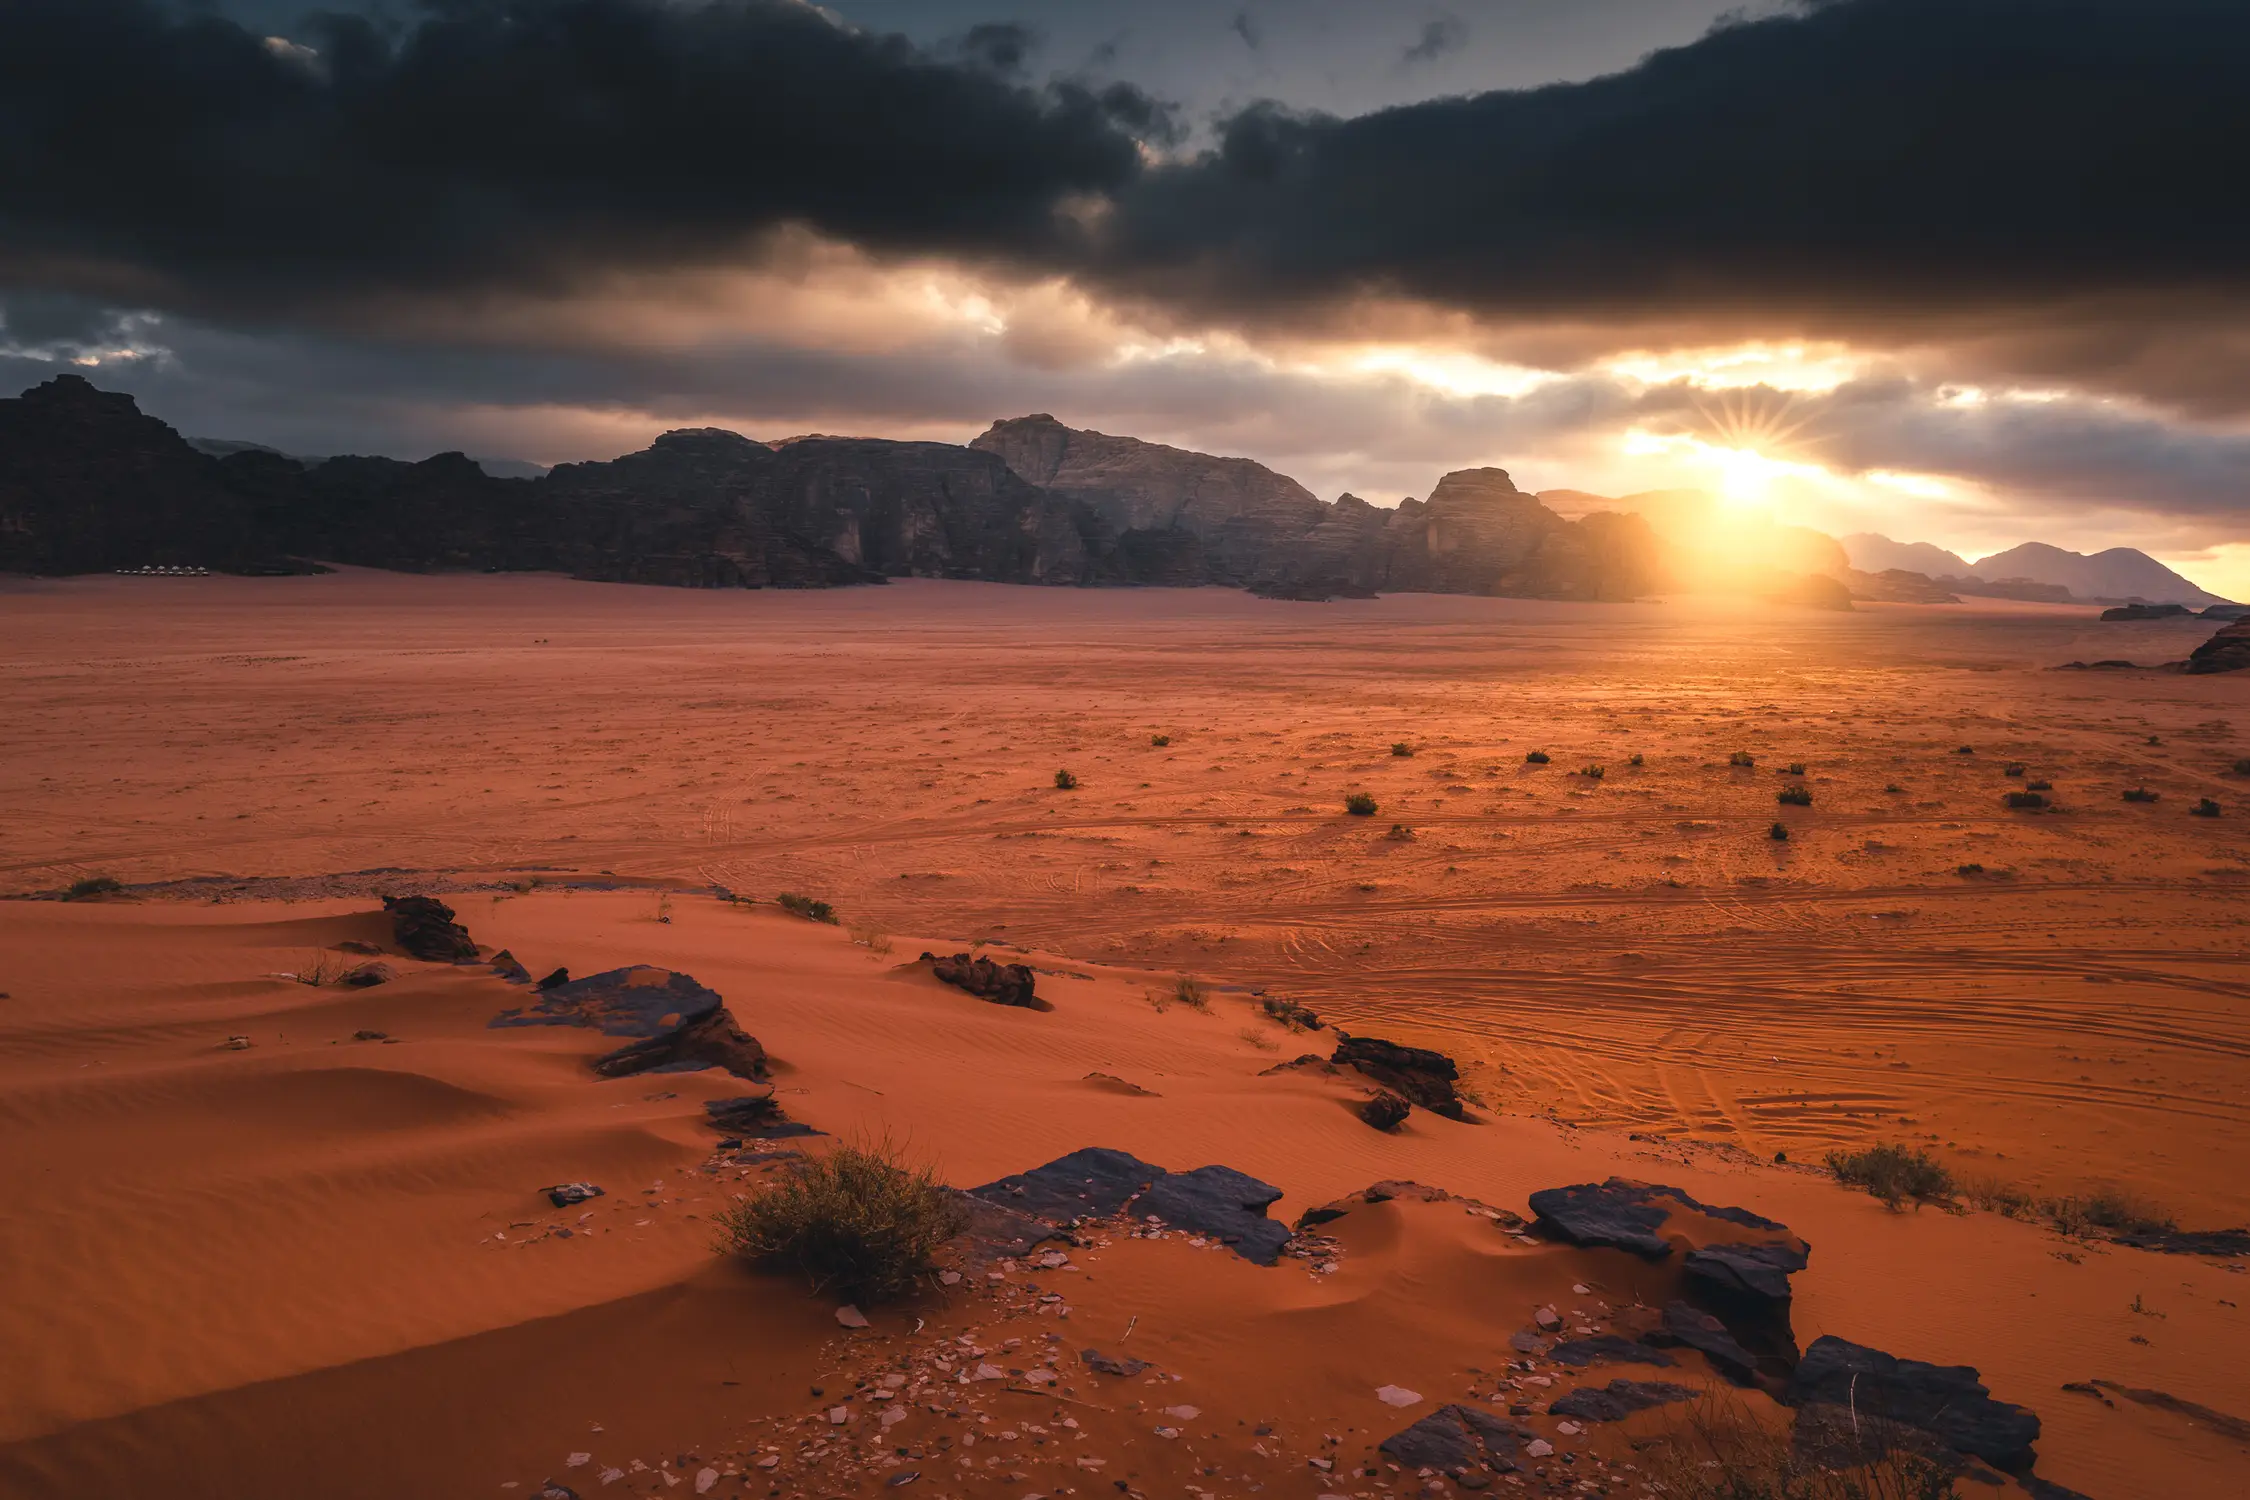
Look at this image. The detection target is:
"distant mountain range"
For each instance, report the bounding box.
[1843,533,2228,606]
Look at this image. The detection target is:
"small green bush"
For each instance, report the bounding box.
[1729,751,1755,768]
[1956,862,1985,875]
[1777,785,1812,806]
[1954,745,1975,755]
[1386,822,1415,841]
[1150,734,1170,747]
[1579,764,1606,780]
[2026,779,2052,791]
[1827,1143,1954,1210]
[714,1138,967,1302]
[1884,782,1904,793]
[777,892,837,924]
[1053,768,1078,790]
[1785,762,1807,776]
[2044,1188,2174,1239]
[2123,787,2160,803]
[1172,976,1211,1012]
[63,875,124,901]
[1525,750,1551,765]
[1344,792,1379,816]
[2192,798,2222,818]
[2004,762,2026,777]
[1769,822,1789,841]
[1390,741,1414,757]
[1628,753,1645,767]
[2003,790,2047,809]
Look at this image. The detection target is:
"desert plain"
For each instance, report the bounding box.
[1,570,2246,1500]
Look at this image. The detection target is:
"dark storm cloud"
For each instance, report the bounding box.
[0,0,1159,313]
[1401,16,1468,66]
[1099,0,2250,310]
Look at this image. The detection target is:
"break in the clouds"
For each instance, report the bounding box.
[1,0,2247,587]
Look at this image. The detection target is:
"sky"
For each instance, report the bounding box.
[2,0,2248,594]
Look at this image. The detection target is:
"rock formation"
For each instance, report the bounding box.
[968,1147,1292,1264]
[381,894,478,962]
[1330,1033,1470,1119]
[1786,1335,2041,1473]
[2186,617,2250,673]
[923,951,1044,1008]
[489,965,769,1083]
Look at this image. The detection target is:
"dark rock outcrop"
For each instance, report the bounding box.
[946,1189,1066,1266]
[1845,567,1959,604]
[1294,1179,1473,1230]
[1548,1378,1696,1422]
[1645,1300,1759,1386]
[1376,1403,1533,1474]
[1136,1165,1292,1264]
[382,894,478,962]
[488,949,532,984]
[1684,1241,1810,1303]
[1526,1178,1790,1258]
[342,961,396,988]
[1787,1335,2040,1474]
[703,1093,819,1138]
[2101,602,2193,621]
[490,965,768,1083]
[969,1148,1290,1263]
[546,1182,605,1208]
[1330,1033,1468,1120]
[970,1147,1167,1223]
[1080,1348,1152,1378]
[2109,1226,2250,1256]
[2185,618,2250,674]
[923,951,1045,1009]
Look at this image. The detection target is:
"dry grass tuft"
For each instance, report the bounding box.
[1826,1143,1955,1211]
[1643,1396,1964,1500]
[714,1136,967,1303]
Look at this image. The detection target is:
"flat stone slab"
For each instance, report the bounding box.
[1137,1164,1291,1265]
[1644,1300,1758,1386]
[969,1148,1290,1264]
[1549,1335,1676,1369]
[1684,1240,1810,1302]
[970,1147,1169,1223]
[1526,1177,1790,1258]
[491,965,723,1037]
[1548,1378,1695,1423]
[1377,1403,1532,1474]
[1788,1335,2041,1474]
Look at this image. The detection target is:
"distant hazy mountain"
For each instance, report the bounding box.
[1969,542,2230,606]
[191,435,548,480]
[1841,533,1973,577]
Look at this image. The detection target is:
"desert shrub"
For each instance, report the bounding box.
[1344,792,1379,816]
[1629,753,1646,767]
[1778,785,1813,806]
[1646,1396,1965,1500]
[1827,1143,1954,1210]
[1390,741,1415,757]
[2235,758,2250,776]
[849,926,894,957]
[1261,996,1320,1031]
[1386,822,1415,841]
[1769,822,1790,841]
[1580,764,1606,780]
[1883,782,1904,793]
[2003,790,2047,809]
[2123,787,2160,803]
[1955,862,1984,875]
[1729,751,1756,768]
[63,875,124,900]
[291,950,346,986]
[2025,779,2052,792]
[1149,734,1172,748]
[1786,762,1808,776]
[2191,798,2222,818]
[2045,1188,2173,1238]
[1960,1174,2035,1219]
[1053,768,1078,790]
[714,1138,967,1302]
[1237,1025,1279,1052]
[1954,745,1975,755]
[2004,762,2026,777]
[1525,750,1551,764]
[1172,976,1211,1012]
[777,892,837,924]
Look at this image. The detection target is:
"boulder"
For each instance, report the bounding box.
[342,961,396,988]
[1548,1379,1696,1422]
[490,966,769,1083]
[946,1190,1066,1267]
[382,894,477,962]
[1644,1300,1759,1386]
[1376,1404,1533,1474]
[1359,1089,1411,1131]
[1295,1180,1465,1230]
[922,951,1045,1009]
[489,949,532,984]
[702,1094,819,1138]
[546,1182,604,1208]
[1548,1335,1676,1369]
[1136,1165,1292,1265]
[1080,1349,1152,1378]
[1331,1033,1469,1119]
[535,966,569,990]
[1787,1335,2040,1473]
